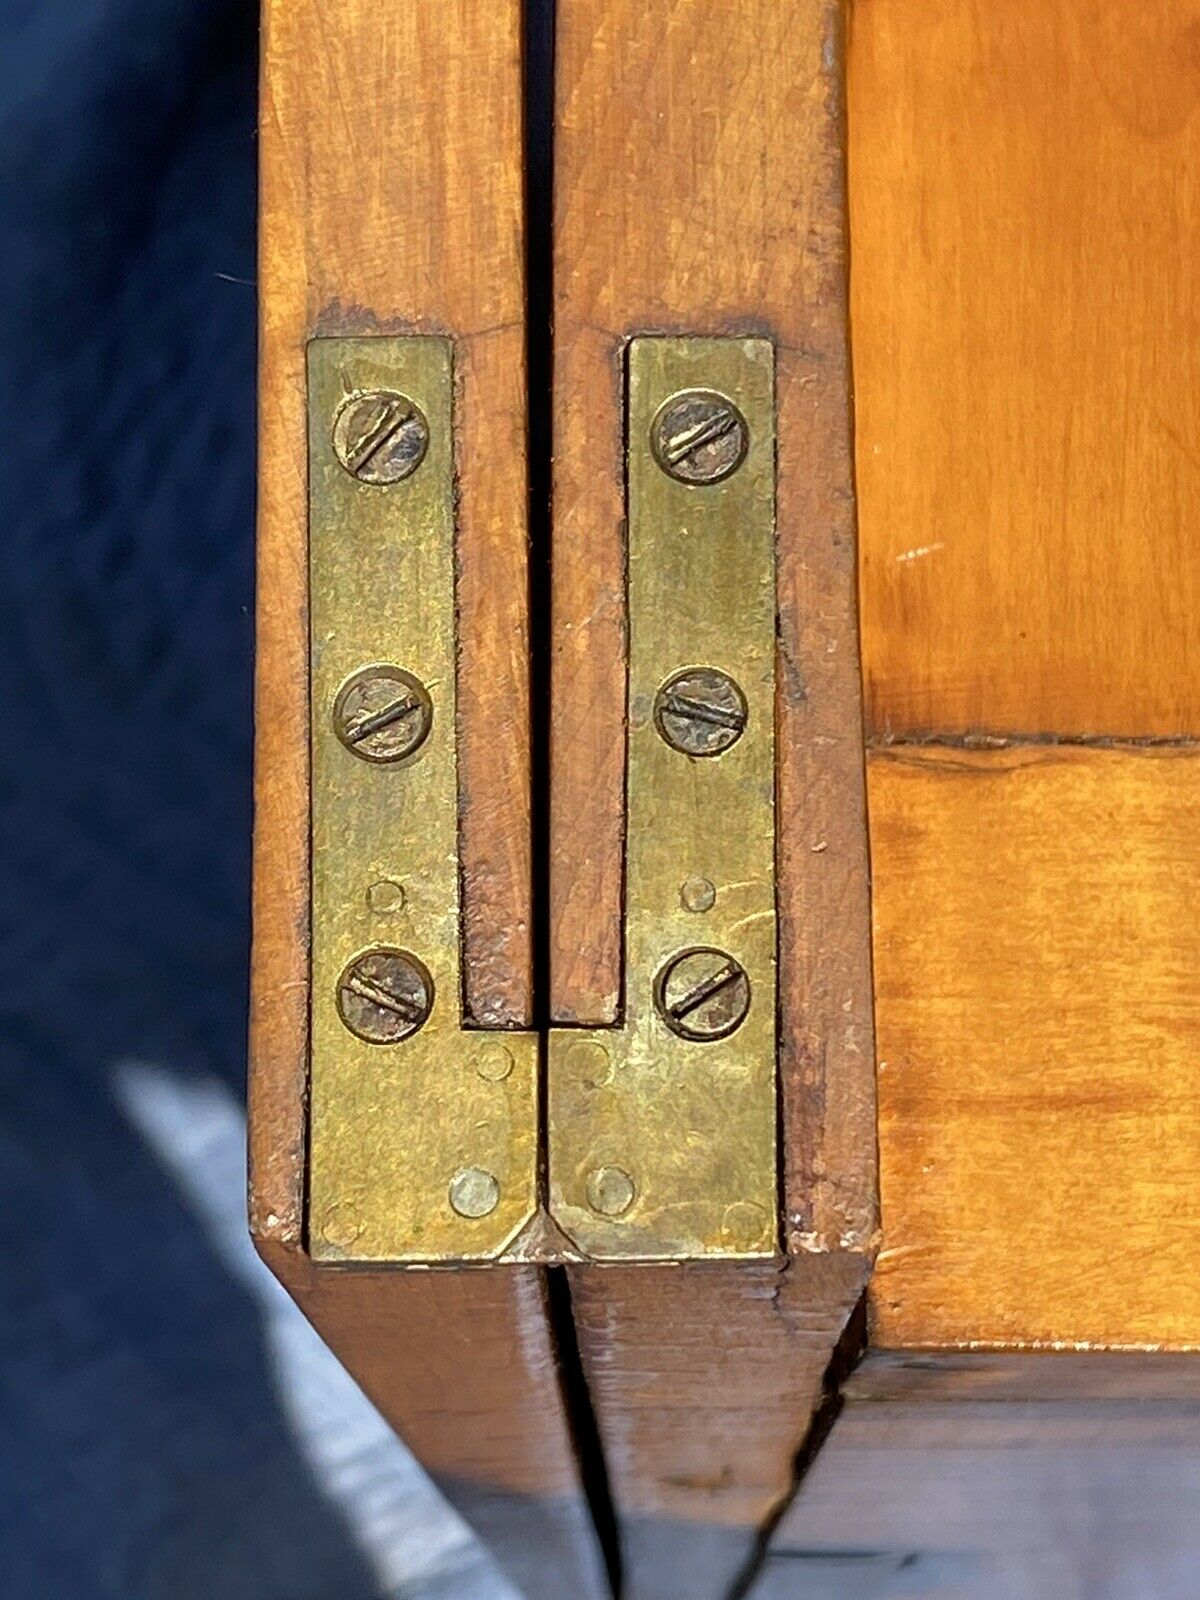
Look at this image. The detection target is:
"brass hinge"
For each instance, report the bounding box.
[548,336,779,1261]
[306,334,778,1266]
[306,336,538,1264]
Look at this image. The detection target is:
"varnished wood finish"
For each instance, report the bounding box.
[259,1243,607,1600]
[254,0,532,1239]
[752,5,1200,1578]
[567,1257,866,1600]
[551,0,876,1241]
[849,0,1200,1356]
[752,1351,1200,1600]
[253,0,1200,1582]
[869,743,1200,1350]
[552,0,876,1073]
[256,0,531,1045]
[845,1348,1200,1406]
[552,3,876,1594]
[850,0,1200,741]
[252,7,604,1596]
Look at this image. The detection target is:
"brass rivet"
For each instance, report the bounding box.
[337,949,433,1044]
[655,947,751,1042]
[319,1203,363,1250]
[586,1166,636,1218]
[650,389,749,484]
[333,665,433,764]
[566,1040,613,1089]
[449,1167,500,1218]
[476,1044,515,1083]
[680,876,717,913]
[366,878,406,913]
[332,389,429,484]
[720,1201,772,1252]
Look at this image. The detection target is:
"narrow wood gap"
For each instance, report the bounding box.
[546,1267,625,1597]
[870,732,1200,751]
[722,1293,869,1600]
[525,0,553,1189]
[525,5,622,1593]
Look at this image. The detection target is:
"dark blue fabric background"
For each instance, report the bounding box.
[0,4,386,1594]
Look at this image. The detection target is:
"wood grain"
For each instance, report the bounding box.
[849,0,1200,740]
[552,0,876,1078]
[255,0,531,1055]
[552,4,877,1594]
[253,0,531,1242]
[846,1347,1200,1405]
[567,1256,867,1600]
[550,0,876,1246]
[869,743,1200,1349]
[251,7,603,1595]
[258,1244,608,1600]
[753,1380,1200,1600]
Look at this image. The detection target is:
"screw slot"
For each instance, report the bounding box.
[333,665,433,764]
[650,389,748,484]
[655,947,751,1042]
[654,667,747,758]
[332,389,429,484]
[337,948,434,1044]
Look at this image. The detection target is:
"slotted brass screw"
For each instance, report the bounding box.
[332,390,429,484]
[651,389,748,484]
[656,947,751,1042]
[337,949,433,1044]
[654,667,747,757]
[333,665,433,764]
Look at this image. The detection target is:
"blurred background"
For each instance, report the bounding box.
[0,3,509,1594]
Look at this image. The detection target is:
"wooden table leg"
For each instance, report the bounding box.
[251,6,607,1594]
[549,7,877,1596]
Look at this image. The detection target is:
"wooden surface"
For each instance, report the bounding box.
[851,0,1200,1355]
[251,7,604,1597]
[258,1244,608,1600]
[253,0,532,1241]
[551,4,877,1595]
[869,743,1200,1349]
[550,0,876,1242]
[756,4,1200,1575]
[850,0,1200,740]
[845,1347,1200,1405]
[255,0,531,1051]
[252,0,1200,1586]
[551,0,876,1082]
[749,1351,1200,1600]
[568,1257,866,1600]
